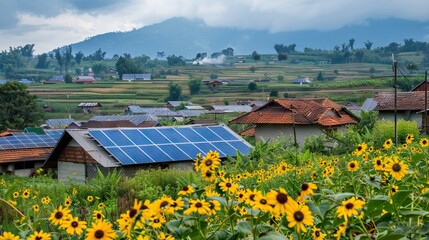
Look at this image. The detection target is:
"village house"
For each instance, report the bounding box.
[43,125,251,183]
[121,73,152,82]
[77,102,102,115]
[74,76,96,84]
[229,98,358,147]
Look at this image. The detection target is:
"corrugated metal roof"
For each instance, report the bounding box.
[177,110,209,117]
[90,114,158,126]
[126,106,180,117]
[212,105,253,113]
[361,98,377,111]
[46,118,75,128]
[166,101,193,107]
[184,105,206,110]
[49,75,64,81]
[78,102,101,107]
[122,74,152,80]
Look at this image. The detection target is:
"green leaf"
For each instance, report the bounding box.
[417,222,429,235]
[170,227,192,239]
[377,229,407,240]
[236,221,252,235]
[209,196,228,206]
[258,231,289,240]
[212,230,232,240]
[392,190,412,206]
[400,210,429,217]
[327,192,355,201]
[166,219,182,230]
[365,195,390,218]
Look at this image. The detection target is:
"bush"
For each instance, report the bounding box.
[371,119,419,147]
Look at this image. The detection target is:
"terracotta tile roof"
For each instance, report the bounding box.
[0,148,52,163]
[229,98,357,127]
[374,92,429,111]
[240,125,256,137]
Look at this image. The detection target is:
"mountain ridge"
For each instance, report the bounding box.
[68,17,429,58]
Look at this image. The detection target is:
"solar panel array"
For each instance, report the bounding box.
[0,131,62,150]
[88,125,251,165]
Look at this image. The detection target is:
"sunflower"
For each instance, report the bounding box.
[207,200,221,216]
[49,205,71,225]
[171,197,185,211]
[32,204,40,212]
[347,160,360,172]
[311,226,326,240]
[200,152,221,170]
[202,169,217,182]
[297,183,318,201]
[117,214,132,237]
[266,188,293,214]
[152,196,174,214]
[148,213,166,228]
[98,203,105,209]
[128,199,142,219]
[383,139,393,149]
[92,210,104,221]
[219,178,238,193]
[244,188,263,207]
[235,189,246,203]
[27,230,51,240]
[285,201,314,233]
[253,195,273,213]
[332,222,347,240]
[420,138,429,147]
[85,220,117,240]
[336,197,366,220]
[22,189,30,199]
[87,196,94,202]
[178,185,195,195]
[61,216,87,236]
[12,191,19,198]
[0,231,19,240]
[373,156,384,171]
[64,196,72,207]
[157,232,175,240]
[385,158,408,181]
[355,143,367,156]
[137,235,150,240]
[184,199,210,215]
[390,185,399,195]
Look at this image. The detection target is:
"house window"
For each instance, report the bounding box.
[15,161,35,170]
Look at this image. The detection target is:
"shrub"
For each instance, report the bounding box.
[371,119,419,147]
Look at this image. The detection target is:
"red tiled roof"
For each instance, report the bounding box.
[240,125,256,137]
[0,148,52,163]
[374,92,429,111]
[229,98,357,127]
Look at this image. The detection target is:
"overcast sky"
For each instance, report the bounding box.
[1,0,429,54]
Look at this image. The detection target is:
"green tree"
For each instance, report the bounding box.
[115,56,141,80]
[349,38,355,50]
[221,47,234,56]
[277,75,284,83]
[54,48,64,74]
[64,74,73,83]
[75,51,84,64]
[269,89,279,97]
[210,73,218,80]
[248,82,257,92]
[188,77,202,95]
[0,82,43,131]
[64,45,73,73]
[364,40,373,50]
[35,53,49,69]
[167,82,182,101]
[316,71,324,81]
[92,62,108,75]
[249,66,256,73]
[251,51,261,61]
[277,53,288,61]
[167,55,186,66]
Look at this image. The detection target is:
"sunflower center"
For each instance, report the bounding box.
[276,193,288,204]
[293,211,304,222]
[71,221,78,227]
[392,163,401,172]
[96,213,102,219]
[154,219,160,223]
[35,237,42,240]
[142,205,148,210]
[205,171,212,177]
[195,202,203,208]
[160,201,169,208]
[129,209,138,218]
[55,211,63,219]
[350,163,355,168]
[260,199,267,204]
[357,146,362,151]
[94,230,104,239]
[301,184,309,191]
[183,186,189,191]
[315,231,320,237]
[226,183,232,187]
[376,160,381,165]
[392,187,397,192]
[345,203,354,209]
[424,140,427,144]
[205,160,213,166]
[249,194,255,201]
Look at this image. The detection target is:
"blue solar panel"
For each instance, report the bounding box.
[228,141,251,155]
[140,129,170,144]
[88,130,116,147]
[176,128,205,142]
[193,127,223,141]
[176,143,203,158]
[120,129,152,145]
[105,147,136,165]
[139,145,172,162]
[208,126,238,141]
[0,131,61,150]
[157,128,188,143]
[158,144,191,160]
[88,125,252,166]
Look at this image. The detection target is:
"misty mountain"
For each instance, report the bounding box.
[68,17,429,58]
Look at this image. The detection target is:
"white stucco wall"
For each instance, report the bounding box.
[255,124,324,147]
[58,161,86,184]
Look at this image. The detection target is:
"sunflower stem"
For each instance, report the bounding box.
[0,197,33,231]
